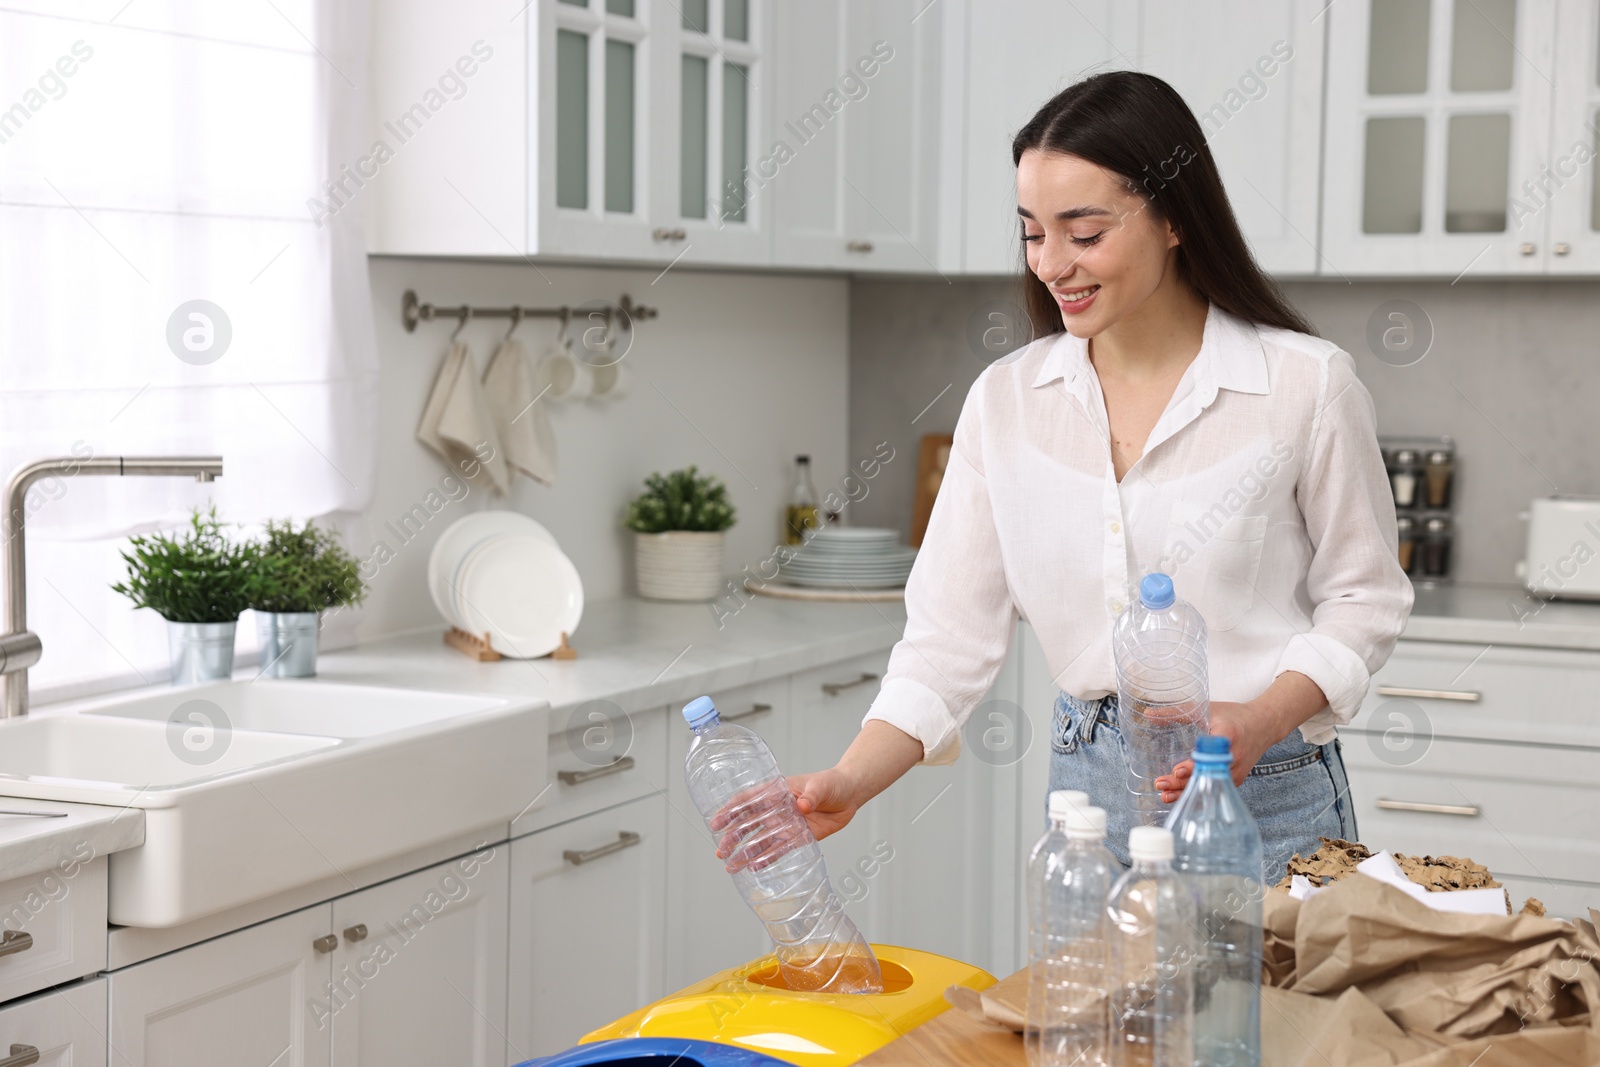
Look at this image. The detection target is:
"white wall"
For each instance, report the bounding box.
[351,257,850,643]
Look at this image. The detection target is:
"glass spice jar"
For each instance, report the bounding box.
[1390,448,1422,509]
[1424,449,1455,509]
[1396,514,1417,574]
[1421,516,1452,578]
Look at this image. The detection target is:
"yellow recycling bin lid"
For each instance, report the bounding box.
[582,944,996,1067]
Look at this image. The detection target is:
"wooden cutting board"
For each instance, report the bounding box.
[857,969,1028,1066]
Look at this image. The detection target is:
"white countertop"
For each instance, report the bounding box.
[0,796,144,883]
[1404,582,1600,651]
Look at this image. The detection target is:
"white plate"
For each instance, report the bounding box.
[807,526,898,542]
[428,511,558,627]
[779,571,908,589]
[452,534,583,658]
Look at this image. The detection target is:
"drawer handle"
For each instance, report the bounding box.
[651,227,687,241]
[0,931,32,959]
[343,924,368,943]
[846,240,874,253]
[0,1044,39,1067]
[564,830,642,866]
[822,673,878,696]
[1375,685,1481,703]
[1376,798,1481,817]
[722,702,773,723]
[312,934,339,954]
[558,755,635,786]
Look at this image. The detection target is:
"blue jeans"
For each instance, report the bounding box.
[1047,691,1357,882]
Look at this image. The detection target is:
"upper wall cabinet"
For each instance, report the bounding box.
[1546,1,1600,272]
[1137,0,1328,276]
[366,0,771,264]
[1323,0,1559,275]
[768,0,951,272]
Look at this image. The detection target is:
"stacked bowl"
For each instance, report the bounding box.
[428,511,584,658]
[776,527,917,589]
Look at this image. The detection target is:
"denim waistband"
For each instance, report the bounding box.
[1058,691,1324,775]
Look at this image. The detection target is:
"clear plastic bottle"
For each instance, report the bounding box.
[1027,793,1114,1067]
[1112,572,1210,826]
[1165,735,1263,1067]
[680,695,882,993]
[1107,826,1194,1067]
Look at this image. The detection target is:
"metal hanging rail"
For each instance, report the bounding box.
[401,289,658,333]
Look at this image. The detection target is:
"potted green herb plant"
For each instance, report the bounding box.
[112,506,263,684]
[250,518,367,678]
[624,466,736,601]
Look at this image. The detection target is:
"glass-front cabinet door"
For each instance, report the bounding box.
[654,0,771,264]
[1323,0,1556,275]
[1547,1,1600,273]
[535,0,657,259]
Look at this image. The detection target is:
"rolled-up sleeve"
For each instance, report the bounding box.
[862,377,1018,765]
[1278,349,1414,742]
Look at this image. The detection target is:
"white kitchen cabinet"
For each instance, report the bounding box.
[958,2,1138,274]
[1137,0,1327,276]
[1323,0,1559,275]
[0,978,107,1067]
[329,851,509,1067]
[108,904,333,1067]
[769,0,948,272]
[369,0,771,264]
[1545,1,1600,272]
[663,680,790,992]
[507,793,667,1061]
[786,652,893,940]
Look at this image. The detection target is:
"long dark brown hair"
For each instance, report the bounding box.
[1011,71,1314,338]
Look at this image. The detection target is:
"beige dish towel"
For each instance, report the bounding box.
[483,338,558,486]
[417,341,510,495]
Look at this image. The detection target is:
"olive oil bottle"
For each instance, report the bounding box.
[784,454,820,545]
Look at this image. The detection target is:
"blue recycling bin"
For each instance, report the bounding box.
[515,1036,798,1067]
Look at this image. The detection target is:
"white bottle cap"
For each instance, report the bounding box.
[1047,790,1090,822]
[1064,805,1108,841]
[1128,826,1174,863]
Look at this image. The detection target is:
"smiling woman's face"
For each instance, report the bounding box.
[1016,149,1179,338]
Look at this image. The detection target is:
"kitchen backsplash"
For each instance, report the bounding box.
[847,277,1600,587]
[350,258,849,643]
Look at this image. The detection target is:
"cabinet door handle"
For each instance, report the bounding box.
[1554,242,1571,255]
[1375,798,1480,817]
[1519,242,1537,255]
[652,227,687,241]
[312,934,340,954]
[722,702,773,722]
[846,240,874,253]
[563,830,642,866]
[0,1044,39,1067]
[0,931,32,959]
[558,755,635,786]
[1375,685,1480,702]
[343,924,368,943]
[822,672,878,696]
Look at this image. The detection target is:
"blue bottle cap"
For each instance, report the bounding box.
[681,695,719,728]
[1194,734,1231,761]
[1139,572,1175,610]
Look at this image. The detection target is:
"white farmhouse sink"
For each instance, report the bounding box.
[0,680,547,928]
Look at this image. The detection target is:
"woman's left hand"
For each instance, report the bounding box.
[1154,700,1277,803]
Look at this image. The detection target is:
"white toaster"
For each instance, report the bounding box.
[1521,497,1600,599]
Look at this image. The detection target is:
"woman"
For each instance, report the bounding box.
[777,71,1413,878]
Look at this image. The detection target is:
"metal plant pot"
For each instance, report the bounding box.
[254,611,320,679]
[167,620,238,684]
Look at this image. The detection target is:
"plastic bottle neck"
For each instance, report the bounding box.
[1193,757,1231,779]
[688,714,721,734]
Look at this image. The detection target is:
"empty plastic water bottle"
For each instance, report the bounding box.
[1112,572,1210,826]
[1027,793,1115,1067]
[1165,735,1264,1067]
[680,695,883,994]
[1107,826,1194,1067]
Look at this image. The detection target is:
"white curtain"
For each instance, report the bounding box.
[0,1,378,694]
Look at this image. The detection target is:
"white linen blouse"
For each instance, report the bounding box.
[863,305,1415,765]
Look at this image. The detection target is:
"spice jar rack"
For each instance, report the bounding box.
[1380,435,1455,582]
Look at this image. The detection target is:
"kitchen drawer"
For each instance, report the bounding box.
[0,977,108,1067]
[1352,642,1600,748]
[514,702,669,836]
[1342,737,1600,885]
[0,855,107,1004]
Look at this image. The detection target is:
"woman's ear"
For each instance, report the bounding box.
[1164,216,1181,250]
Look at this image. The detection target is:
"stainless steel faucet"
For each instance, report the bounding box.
[1,456,224,718]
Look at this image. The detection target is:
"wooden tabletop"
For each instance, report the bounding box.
[857,969,1027,1066]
